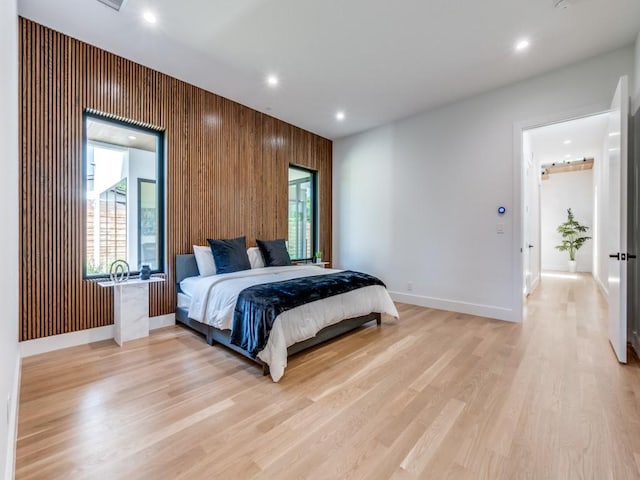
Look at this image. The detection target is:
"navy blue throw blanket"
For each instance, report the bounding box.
[230,270,385,358]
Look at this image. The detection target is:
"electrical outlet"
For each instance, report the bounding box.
[407,282,413,292]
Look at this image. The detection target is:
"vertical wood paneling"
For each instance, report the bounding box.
[19,18,332,340]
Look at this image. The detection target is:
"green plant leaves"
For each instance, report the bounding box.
[554,208,591,262]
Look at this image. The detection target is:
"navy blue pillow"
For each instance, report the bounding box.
[256,239,292,266]
[207,236,251,274]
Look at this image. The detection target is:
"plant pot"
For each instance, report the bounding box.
[315,257,322,264]
[568,260,577,273]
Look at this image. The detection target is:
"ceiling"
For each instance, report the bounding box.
[87,117,157,152]
[527,113,609,167]
[18,0,640,140]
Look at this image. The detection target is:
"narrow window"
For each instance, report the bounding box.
[288,166,317,261]
[83,112,165,278]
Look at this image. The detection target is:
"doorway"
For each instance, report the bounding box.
[522,113,609,299]
[518,77,634,365]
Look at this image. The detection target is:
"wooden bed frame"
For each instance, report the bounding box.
[175,254,381,375]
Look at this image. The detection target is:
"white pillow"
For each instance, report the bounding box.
[247,247,265,269]
[193,245,216,276]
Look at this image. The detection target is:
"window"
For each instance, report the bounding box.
[83,112,164,278]
[288,166,317,261]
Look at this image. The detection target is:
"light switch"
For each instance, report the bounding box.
[496,224,505,234]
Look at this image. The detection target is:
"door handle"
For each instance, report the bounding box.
[528,244,534,249]
[628,254,637,260]
[610,253,620,260]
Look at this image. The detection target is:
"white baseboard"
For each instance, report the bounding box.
[5,354,20,480]
[594,273,608,299]
[542,264,569,272]
[389,291,516,322]
[542,265,593,273]
[21,325,115,357]
[529,275,540,295]
[150,313,176,330]
[20,313,176,358]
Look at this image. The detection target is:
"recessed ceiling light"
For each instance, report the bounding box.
[266,75,279,87]
[336,111,345,121]
[609,132,620,137]
[515,39,530,52]
[563,140,572,145]
[128,135,137,140]
[564,154,571,158]
[143,11,157,24]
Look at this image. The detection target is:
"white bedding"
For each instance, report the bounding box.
[177,292,191,310]
[181,266,398,381]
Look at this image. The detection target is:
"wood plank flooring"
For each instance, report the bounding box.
[15,273,640,479]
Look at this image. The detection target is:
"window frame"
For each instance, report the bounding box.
[288,165,318,262]
[82,110,166,280]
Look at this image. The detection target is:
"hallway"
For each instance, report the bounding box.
[523,271,640,477]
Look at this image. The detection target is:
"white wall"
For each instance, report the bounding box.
[540,170,594,272]
[593,140,610,293]
[334,46,634,321]
[0,0,20,477]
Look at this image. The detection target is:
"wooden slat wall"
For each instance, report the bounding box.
[19,18,332,341]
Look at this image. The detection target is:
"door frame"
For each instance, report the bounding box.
[512,102,610,322]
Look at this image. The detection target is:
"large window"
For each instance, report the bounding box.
[84,112,164,278]
[288,166,317,261]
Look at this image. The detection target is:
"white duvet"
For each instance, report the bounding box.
[182,266,399,382]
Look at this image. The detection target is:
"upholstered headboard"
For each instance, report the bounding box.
[176,254,199,288]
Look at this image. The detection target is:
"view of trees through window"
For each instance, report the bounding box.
[288,166,317,261]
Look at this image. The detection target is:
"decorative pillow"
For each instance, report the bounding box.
[247,247,265,269]
[193,245,216,276]
[256,239,292,267]
[207,236,251,274]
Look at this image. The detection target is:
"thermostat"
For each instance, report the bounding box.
[497,206,506,215]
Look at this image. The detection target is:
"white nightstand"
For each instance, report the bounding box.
[98,277,165,346]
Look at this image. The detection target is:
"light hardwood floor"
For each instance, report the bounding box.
[16,273,640,479]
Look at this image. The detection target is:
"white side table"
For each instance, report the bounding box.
[98,277,165,346]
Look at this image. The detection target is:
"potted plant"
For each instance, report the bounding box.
[315,250,323,263]
[555,208,591,273]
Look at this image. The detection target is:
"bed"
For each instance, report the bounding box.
[175,254,399,381]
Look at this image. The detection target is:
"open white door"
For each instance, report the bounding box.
[523,156,533,295]
[607,76,629,364]
[522,132,539,296]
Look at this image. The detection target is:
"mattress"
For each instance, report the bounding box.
[177,292,191,310]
